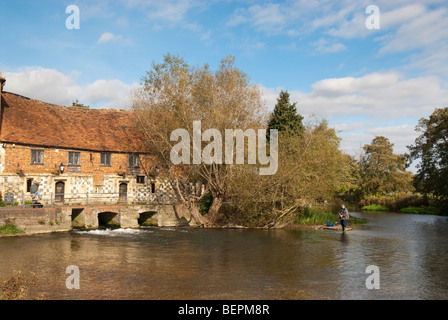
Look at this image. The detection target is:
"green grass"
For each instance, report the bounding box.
[361,204,390,211]
[295,208,339,226]
[398,206,439,215]
[0,223,25,235]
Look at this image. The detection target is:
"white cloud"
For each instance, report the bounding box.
[4,67,82,105]
[84,79,139,108]
[98,32,121,44]
[312,38,346,53]
[121,0,205,29]
[3,67,138,109]
[259,70,448,157]
[97,32,132,45]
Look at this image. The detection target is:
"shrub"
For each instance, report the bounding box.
[198,193,213,215]
[398,206,439,215]
[359,193,431,212]
[361,204,390,211]
[0,223,25,235]
[295,207,338,226]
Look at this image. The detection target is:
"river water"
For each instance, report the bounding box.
[1,211,447,300]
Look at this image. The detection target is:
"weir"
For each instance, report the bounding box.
[0,203,193,235]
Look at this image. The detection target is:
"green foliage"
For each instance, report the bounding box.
[228,118,347,228]
[359,136,414,196]
[361,204,390,211]
[199,193,213,215]
[266,90,304,141]
[408,107,448,208]
[0,223,25,235]
[359,193,431,212]
[295,207,338,226]
[398,206,439,215]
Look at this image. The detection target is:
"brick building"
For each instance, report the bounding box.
[0,73,170,205]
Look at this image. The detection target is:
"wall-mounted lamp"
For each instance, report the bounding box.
[59,162,65,174]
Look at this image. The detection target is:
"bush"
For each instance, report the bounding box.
[398,206,439,215]
[361,204,390,211]
[198,193,213,215]
[295,207,338,226]
[0,223,25,235]
[359,193,431,212]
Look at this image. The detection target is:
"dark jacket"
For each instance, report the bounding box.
[30,183,39,194]
[339,208,349,220]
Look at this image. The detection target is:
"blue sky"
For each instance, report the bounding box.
[1,0,448,159]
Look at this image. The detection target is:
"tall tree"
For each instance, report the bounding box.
[360,136,413,195]
[267,90,304,140]
[132,54,266,226]
[228,117,346,228]
[408,107,448,205]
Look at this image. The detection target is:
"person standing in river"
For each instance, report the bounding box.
[339,204,349,232]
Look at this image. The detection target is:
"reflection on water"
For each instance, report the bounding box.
[1,212,447,299]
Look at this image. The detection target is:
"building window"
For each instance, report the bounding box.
[68,151,81,166]
[129,154,140,168]
[31,150,44,164]
[27,178,33,192]
[136,175,145,184]
[101,152,111,166]
[151,182,156,193]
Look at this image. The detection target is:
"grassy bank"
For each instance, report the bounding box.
[293,206,367,227]
[0,223,25,235]
[357,193,443,215]
[361,204,390,211]
[398,206,439,215]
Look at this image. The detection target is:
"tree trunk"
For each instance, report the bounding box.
[188,201,210,227]
[207,196,224,225]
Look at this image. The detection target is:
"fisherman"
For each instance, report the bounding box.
[339,204,349,232]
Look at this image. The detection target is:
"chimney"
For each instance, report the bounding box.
[0,72,5,93]
[0,73,5,135]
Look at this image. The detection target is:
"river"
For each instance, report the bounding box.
[0,211,447,300]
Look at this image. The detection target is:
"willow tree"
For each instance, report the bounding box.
[360,136,413,195]
[227,117,346,228]
[132,54,266,226]
[408,107,448,207]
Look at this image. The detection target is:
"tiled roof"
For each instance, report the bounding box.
[0,92,148,153]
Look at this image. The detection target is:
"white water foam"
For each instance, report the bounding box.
[73,228,153,237]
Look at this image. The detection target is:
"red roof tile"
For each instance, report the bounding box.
[0,92,148,153]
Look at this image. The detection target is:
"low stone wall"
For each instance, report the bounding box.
[0,206,72,235]
[0,203,194,236]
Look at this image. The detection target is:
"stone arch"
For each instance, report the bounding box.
[138,211,158,226]
[98,211,120,228]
